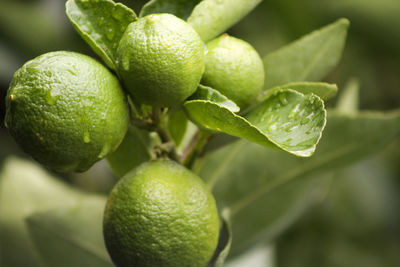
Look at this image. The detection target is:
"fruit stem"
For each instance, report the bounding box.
[152,107,180,162]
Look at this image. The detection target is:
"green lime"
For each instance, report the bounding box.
[201,34,265,109]
[103,160,220,267]
[116,13,205,107]
[5,51,129,172]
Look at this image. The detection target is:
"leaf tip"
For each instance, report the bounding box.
[337,18,350,28]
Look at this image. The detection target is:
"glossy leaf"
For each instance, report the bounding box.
[66,0,137,70]
[190,84,240,113]
[207,82,338,151]
[168,109,189,147]
[26,196,113,267]
[184,89,326,157]
[208,210,232,267]
[194,110,400,257]
[140,0,202,19]
[336,78,360,113]
[225,243,275,267]
[0,158,82,267]
[106,124,153,177]
[258,82,338,103]
[264,18,349,89]
[188,0,262,42]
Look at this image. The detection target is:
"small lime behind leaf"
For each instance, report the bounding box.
[5,51,129,172]
[116,13,205,107]
[103,160,220,267]
[202,34,265,109]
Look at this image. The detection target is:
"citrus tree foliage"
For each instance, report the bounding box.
[1,0,400,267]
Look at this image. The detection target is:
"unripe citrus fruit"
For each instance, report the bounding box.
[116,13,205,107]
[201,34,265,109]
[103,160,220,267]
[5,51,129,172]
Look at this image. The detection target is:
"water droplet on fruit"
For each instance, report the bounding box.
[30,68,40,74]
[45,91,58,105]
[98,143,110,158]
[67,68,77,76]
[83,131,91,143]
[122,55,130,71]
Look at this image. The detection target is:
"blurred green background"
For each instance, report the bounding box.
[1,0,399,266]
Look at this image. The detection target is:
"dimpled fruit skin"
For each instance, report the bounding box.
[116,13,205,107]
[5,51,129,172]
[103,160,220,267]
[202,34,265,109]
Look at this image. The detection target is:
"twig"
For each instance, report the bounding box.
[182,130,213,169]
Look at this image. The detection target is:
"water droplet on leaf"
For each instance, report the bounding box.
[279,94,288,105]
[98,17,105,26]
[284,125,296,132]
[112,7,124,20]
[106,29,115,41]
[300,117,310,125]
[268,123,277,132]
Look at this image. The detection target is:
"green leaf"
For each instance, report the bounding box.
[26,196,113,267]
[264,18,349,89]
[208,210,232,267]
[259,82,338,102]
[190,85,240,113]
[188,0,262,42]
[140,0,202,19]
[336,78,360,113]
[277,157,400,267]
[184,89,326,157]
[227,174,331,257]
[168,109,189,147]
[0,2,66,55]
[66,0,137,71]
[106,124,153,177]
[225,243,275,267]
[203,82,337,154]
[0,158,82,267]
[194,110,400,257]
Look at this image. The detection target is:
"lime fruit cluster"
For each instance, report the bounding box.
[202,34,265,109]
[103,160,220,267]
[5,51,129,172]
[116,13,205,107]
